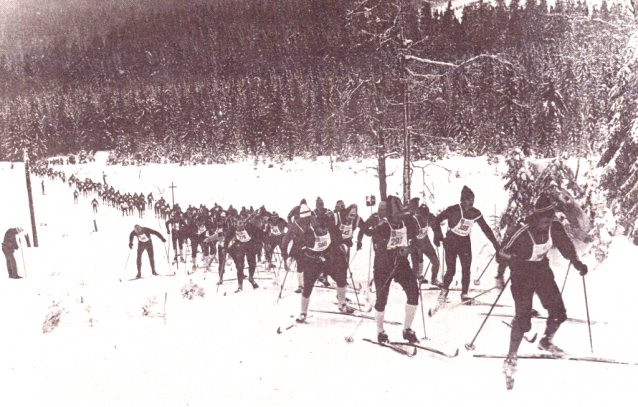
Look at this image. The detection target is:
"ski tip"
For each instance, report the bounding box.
[452,348,460,357]
[276,327,282,334]
[428,309,433,317]
[528,333,538,343]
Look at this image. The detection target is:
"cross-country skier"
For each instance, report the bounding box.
[128,224,167,279]
[405,199,442,286]
[497,193,588,387]
[2,227,23,279]
[433,186,500,303]
[166,211,186,263]
[365,196,420,344]
[282,203,350,323]
[73,189,79,204]
[91,198,99,214]
[223,210,263,292]
[263,211,288,270]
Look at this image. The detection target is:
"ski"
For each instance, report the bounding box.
[276,315,314,334]
[474,353,637,365]
[363,338,417,357]
[428,299,450,317]
[309,309,401,326]
[390,342,459,358]
[119,274,168,282]
[479,313,605,325]
[501,320,538,343]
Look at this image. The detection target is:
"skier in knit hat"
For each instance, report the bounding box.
[282,201,350,320]
[128,224,167,279]
[364,196,421,344]
[287,198,308,223]
[404,199,443,286]
[282,202,314,293]
[433,186,500,302]
[497,192,588,388]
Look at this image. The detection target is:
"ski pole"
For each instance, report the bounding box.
[120,248,132,282]
[348,249,358,268]
[347,263,363,312]
[583,275,594,353]
[465,276,511,351]
[163,241,173,276]
[418,275,428,340]
[275,258,293,304]
[473,253,496,285]
[19,238,27,277]
[560,263,571,295]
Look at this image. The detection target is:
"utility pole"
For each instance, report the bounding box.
[23,150,39,247]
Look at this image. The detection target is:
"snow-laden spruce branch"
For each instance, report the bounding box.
[404,54,518,72]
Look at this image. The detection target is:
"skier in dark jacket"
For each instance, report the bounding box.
[433,186,500,302]
[405,199,442,286]
[223,212,263,292]
[364,196,420,344]
[497,193,588,385]
[128,225,167,278]
[2,227,23,279]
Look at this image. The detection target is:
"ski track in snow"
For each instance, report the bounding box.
[0,155,636,406]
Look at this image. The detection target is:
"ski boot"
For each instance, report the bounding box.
[320,275,331,288]
[438,288,449,302]
[377,331,390,344]
[402,328,419,344]
[338,303,355,314]
[135,273,142,279]
[418,275,429,286]
[538,336,566,356]
[235,285,243,294]
[431,277,442,287]
[294,285,304,294]
[152,270,159,276]
[249,278,259,289]
[296,313,307,323]
[503,356,517,390]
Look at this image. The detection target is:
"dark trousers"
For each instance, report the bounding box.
[373,252,419,312]
[228,240,260,283]
[442,234,472,294]
[136,243,156,274]
[412,236,440,279]
[171,233,184,255]
[3,246,18,278]
[300,250,347,299]
[511,262,567,333]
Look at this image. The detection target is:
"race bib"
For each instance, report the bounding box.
[236,230,251,243]
[417,227,428,240]
[271,225,282,236]
[198,225,206,235]
[451,218,475,237]
[174,223,180,231]
[312,233,331,252]
[138,234,149,243]
[339,223,353,240]
[387,226,408,249]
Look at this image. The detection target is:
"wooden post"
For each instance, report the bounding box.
[169,182,177,207]
[23,151,39,247]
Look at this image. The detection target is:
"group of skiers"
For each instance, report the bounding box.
[27,162,592,388]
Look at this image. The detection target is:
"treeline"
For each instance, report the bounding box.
[0,0,633,163]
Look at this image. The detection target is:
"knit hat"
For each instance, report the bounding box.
[408,197,420,213]
[316,197,324,210]
[418,203,430,217]
[387,195,403,216]
[335,200,346,212]
[347,204,358,219]
[299,204,312,218]
[534,193,556,215]
[15,227,23,234]
[378,201,387,214]
[461,186,475,201]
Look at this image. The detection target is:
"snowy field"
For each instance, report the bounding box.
[0,153,636,407]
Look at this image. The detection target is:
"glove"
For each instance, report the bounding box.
[167,231,171,235]
[356,240,363,251]
[573,260,588,276]
[494,275,505,290]
[433,235,442,247]
[128,242,133,249]
[161,238,167,243]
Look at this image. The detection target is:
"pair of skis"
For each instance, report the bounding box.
[363,339,459,358]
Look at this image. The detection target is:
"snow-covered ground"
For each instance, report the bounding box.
[0,154,636,407]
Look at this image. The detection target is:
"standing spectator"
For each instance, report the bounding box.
[2,227,23,279]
